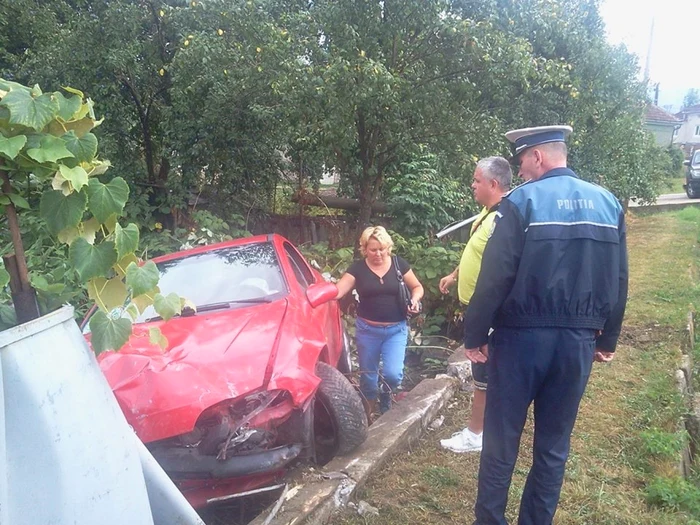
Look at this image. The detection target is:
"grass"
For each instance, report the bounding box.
[664,176,687,195]
[333,210,700,525]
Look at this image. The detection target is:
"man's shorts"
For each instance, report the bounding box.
[472,361,488,391]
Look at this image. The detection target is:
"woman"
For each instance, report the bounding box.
[335,226,424,415]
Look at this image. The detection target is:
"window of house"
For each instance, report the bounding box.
[695,125,700,136]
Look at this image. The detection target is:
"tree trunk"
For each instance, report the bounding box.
[1,169,40,323]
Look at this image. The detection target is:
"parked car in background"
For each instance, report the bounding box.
[82,234,368,508]
[684,149,700,198]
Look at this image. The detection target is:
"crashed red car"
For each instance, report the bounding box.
[83,234,368,508]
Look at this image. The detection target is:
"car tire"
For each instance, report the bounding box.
[313,361,368,461]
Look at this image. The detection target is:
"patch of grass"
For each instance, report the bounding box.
[665,177,687,195]
[420,465,461,488]
[645,476,700,516]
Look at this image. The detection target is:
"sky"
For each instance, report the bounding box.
[599,0,700,112]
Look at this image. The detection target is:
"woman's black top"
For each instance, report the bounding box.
[346,256,410,323]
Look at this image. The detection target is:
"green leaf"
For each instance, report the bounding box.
[0,89,59,130]
[131,288,159,315]
[126,261,160,297]
[89,310,132,355]
[0,195,9,205]
[0,135,26,160]
[86,177,129,223]
[7,193,30,209]
[26,134,74,163]
[154,292,182,321]
[0,267,9,288]
[149,327,168,350]
[115,223,140,259]
[39,189,88,235]
[59,165,89,192]
[69,238,117,281]
[62,131,97,163]
[55,92,83,121]
[88,276,128,312]
[114,253,139,278]
[29,274,50,291]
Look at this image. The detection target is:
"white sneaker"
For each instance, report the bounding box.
[440,427,483,453]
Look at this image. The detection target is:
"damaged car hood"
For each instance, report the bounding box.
[98,300,288,443]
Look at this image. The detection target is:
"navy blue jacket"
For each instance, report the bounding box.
[463,167,628,352]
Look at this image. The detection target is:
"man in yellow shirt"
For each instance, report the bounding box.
[439,156,512,453]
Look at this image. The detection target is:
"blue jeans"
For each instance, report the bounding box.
[355,317,408,400]
[474,327,595,525]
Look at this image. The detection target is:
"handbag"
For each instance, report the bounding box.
[393,256,414,318]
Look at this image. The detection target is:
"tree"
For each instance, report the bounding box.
[0,79,179,352]
[683,88,699,109]
[278,0,549,236]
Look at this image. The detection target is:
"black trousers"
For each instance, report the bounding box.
[473,327,596,525]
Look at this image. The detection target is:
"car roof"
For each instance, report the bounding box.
[149,233,289,264]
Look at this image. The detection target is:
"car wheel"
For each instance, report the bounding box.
[313,361,368,464]
[687,183,698,199]
[336,330,353,375]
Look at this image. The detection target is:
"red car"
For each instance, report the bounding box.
[83,234,368,508]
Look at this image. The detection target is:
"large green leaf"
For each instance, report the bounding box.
[7,193,29,209]
[39,189,88,235]
[148,327,168,350]
[69,238,117,281]
[55,92,83,121]
[86,177,129,223]
[59,165,89,192]
[89,310,132,355]
[0,135,26,160]
[88,276,128,312]
[0,88,59,130]
[115,223,140,259]
[0,267,9,288]
[126,261,159,297]
[154,292,182,321]
[62,131,97,163]
[26,135,74,163]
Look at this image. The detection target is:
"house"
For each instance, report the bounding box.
[644,105,681,147]
[673,104,700,157]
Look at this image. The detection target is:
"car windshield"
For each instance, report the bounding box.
[84,242,287,331]
[692,151,700,167]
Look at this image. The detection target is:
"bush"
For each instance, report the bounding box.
[645,475,700,516]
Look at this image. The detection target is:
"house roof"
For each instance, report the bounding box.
[645,105,681,123]
[675,104,700,118]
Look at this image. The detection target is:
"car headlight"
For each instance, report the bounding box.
[692,170,700,179]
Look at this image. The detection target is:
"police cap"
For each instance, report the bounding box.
[505,125,572,161]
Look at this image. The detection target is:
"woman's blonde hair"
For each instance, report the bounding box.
[358,226,394,257]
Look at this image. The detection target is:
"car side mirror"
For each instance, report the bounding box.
[306,282,338,308]
[684,160,690,166]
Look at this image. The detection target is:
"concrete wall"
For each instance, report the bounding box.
[674,112,700,145]
[646,122,676,147]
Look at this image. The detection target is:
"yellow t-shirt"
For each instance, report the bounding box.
[457,207,497,305]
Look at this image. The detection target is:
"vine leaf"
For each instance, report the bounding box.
[0,135,26,160]
[115,223,139,260]
[86,177,129,223]
[88,276,128,312]
[69,238,117,281]
[39,189,88,235]
[126,261,159,297]
[0,88,59,130]
[89,310,132,355]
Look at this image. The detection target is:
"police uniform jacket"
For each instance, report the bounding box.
[463,167,628,353]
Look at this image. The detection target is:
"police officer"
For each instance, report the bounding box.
[463,125,628,525]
